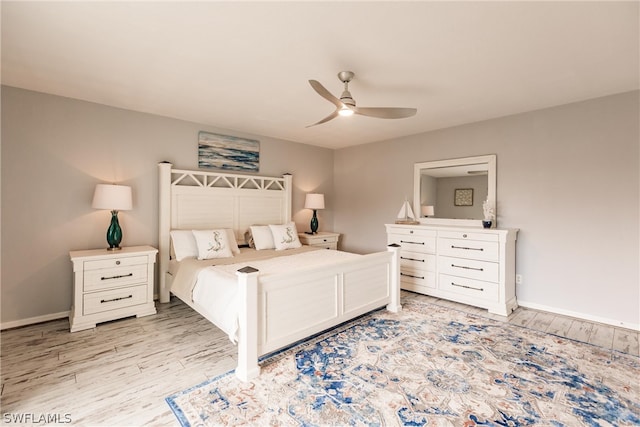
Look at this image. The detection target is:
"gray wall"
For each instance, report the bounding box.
[1,86,334,325]
[334,91,639,327]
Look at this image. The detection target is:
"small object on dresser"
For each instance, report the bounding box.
[395,198,419,225]
[482,199,495,229]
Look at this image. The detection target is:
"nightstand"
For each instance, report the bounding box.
[69,246,158,332]
[298,231,340,250]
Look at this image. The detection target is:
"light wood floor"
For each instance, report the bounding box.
[1,293,638,426]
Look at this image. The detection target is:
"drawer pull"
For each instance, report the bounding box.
[401,240,424,245]
[401,256,424,262]
[451,245,483,251]
[100,295,133,304]
[101,273,133,281]
[401,272,425,280]
[451,282,484,292]
[451,263,484,272]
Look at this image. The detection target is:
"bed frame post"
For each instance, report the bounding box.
[235,266,261,382]
[158,162,172,303]
[283,173,292,222]
[386,244,402,313]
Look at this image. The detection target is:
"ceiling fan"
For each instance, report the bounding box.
[307,71,417,127]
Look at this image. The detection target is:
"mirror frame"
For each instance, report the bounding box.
[413,154,497,228]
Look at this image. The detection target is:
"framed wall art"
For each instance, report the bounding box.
[454,188,474,206]
[198,131,260,172]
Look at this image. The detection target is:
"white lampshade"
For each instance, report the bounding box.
[304,193,325,210]
[92,184,132,211]
[421,205,434,217]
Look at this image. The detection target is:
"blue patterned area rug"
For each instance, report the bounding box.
[166,300,640,426]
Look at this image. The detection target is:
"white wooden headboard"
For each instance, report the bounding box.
[158,162,292,302]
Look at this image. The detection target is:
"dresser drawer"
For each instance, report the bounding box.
[400,268,436,290]
[84,255,149,271]
[438,238,499,262]
[84,264,148,292]
[438,231,498,242]
[439,274,498,302]
[386,226,436,238]
[388,234,436,253]
[83,284,149,315]
[438,256,499,282]
[400,251,436,271]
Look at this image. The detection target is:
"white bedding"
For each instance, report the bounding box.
[170,247,360,342]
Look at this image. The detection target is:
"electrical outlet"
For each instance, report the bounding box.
[515,274,523,285]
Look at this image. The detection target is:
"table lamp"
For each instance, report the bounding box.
[92,184,132,250]
[421,205,435,217]
[304,193,325,234]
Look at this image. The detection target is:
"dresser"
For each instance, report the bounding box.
[386,224,518,316]
[298,231,340,250]
[69,246,158,332]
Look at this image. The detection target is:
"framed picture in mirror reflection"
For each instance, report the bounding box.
[454,188,473,206]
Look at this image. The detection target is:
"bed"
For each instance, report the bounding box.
[158,162,401,381]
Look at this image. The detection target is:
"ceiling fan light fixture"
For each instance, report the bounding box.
[338,106,354,117]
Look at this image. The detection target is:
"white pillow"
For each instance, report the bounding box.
[269,223,302,251]
[192,229,234,260]
[170,229,239,260]
[170,230,199,261]
[250,225,275,250]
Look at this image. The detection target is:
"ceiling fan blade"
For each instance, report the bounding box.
[353,107,417,119]
[306,110,340,128]
[309,80,343,109]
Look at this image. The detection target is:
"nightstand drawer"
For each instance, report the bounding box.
[315,243,337,250]
[83,284,148,315]
[84,264,148,292]
[298,232,340,249]
[84,255,149,271]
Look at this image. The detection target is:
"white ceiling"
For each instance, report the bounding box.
[2,1,638,149]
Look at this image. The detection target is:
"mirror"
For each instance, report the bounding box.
[413,154,496,227]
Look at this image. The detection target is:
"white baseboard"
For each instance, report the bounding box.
[517,300,640,332]
[1,311,70,331]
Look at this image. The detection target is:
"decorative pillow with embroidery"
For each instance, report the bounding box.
[269,222,302,250]
[250,225,275,250]
[192,229,234,260]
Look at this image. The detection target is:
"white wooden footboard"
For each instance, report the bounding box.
[235,244,401,382]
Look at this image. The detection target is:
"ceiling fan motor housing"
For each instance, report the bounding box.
[340,90,356,107]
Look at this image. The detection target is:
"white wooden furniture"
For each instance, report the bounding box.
[298,231,340,249]
[158,163,401,381]
[69,246,158,332]
[386,224,518,316]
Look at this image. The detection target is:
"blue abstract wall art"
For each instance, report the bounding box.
[198,131,260,172]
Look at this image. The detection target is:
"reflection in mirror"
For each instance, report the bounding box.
[413,155,496,228]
